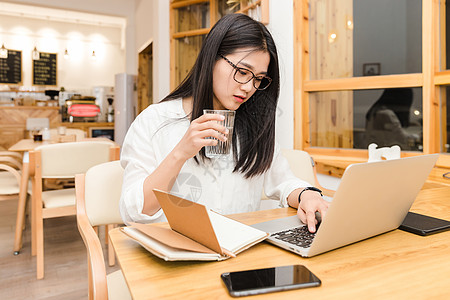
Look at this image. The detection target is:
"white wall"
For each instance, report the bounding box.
[0,14,124,90]
[154,0,171,103]
[2,0,136,75]
[268,0,294,149]
[135,0,170,104]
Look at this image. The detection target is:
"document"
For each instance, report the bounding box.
[120,189,268,261]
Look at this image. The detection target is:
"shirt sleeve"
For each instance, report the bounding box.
[263,144,311,208]
[119,110,164,224]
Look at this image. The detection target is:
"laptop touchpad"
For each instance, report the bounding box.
[251,216,303,234]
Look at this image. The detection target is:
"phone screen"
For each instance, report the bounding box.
[221,265,321,297]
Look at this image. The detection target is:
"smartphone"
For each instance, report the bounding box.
[399,212,450,236]
[221,264,321,297]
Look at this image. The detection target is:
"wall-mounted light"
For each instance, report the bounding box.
[0,44,7,59]
[328,31,337,43]
[32,46,40,60]
[91,50,96,61]
[346,19,354,30]
[64,48,70,60]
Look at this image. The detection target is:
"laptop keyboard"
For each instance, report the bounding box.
[271,225,319,248]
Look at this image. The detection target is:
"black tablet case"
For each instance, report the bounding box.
[399,212,450,236]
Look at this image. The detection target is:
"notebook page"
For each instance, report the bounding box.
[208,211,268,253]
[122,227,222,261]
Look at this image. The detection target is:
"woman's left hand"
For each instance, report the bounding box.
[292,189,329,233]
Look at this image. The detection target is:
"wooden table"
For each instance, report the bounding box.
[110,187,450,299]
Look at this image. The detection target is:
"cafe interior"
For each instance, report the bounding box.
[1,0,450,299]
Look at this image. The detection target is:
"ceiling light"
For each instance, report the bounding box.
[91,50,96,60]
[32,46,40,60]
[64,48,70,60]
[0,44,7,59]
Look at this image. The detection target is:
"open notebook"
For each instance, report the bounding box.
[121,189,269,261]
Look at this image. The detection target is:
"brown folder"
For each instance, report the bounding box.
[121,189,267,260]
[152,189,224,255]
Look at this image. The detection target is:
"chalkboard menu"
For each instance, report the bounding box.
[0,50,22,84]
[33,52,57,86]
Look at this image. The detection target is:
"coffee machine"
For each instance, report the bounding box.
[92,86,114,122]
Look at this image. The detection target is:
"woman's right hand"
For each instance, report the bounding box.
[172,113,230,161]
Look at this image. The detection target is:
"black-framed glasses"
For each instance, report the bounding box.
[219,54,272,90]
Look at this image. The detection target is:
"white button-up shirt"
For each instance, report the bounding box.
[119,99,310,224]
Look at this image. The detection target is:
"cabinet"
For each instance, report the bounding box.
[63,122,114,138]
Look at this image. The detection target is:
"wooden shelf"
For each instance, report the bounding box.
[0,90,45,93]
[0,106,59,110]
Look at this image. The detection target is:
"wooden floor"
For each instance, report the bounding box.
[0,198,119,300]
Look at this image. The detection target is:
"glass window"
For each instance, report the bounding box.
[309,88,423,151]
[309,0,422,80]
[174,2,210,33]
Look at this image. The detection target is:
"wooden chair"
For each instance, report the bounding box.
[0,155,22,202]
[29,140,120,279]
[44,128,87,142]
[76,161,131,300]
[0,151,30,202]
[0,151,32,255]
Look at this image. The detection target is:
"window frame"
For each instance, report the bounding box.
[293,0,450,167]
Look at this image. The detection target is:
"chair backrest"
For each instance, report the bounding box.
[47,128,87,141]
[33,140,115,178]
[84,160,124,226]
[281,148,316,185]
[76,160,125,299]
[367,143,401,162]
[26,118,49,130]
[261,149,317,202]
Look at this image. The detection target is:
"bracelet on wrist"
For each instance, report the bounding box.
[298,187,323,204]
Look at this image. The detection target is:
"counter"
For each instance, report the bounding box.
[0,106,113,149]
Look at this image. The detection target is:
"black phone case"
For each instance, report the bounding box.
[399,212,450,236]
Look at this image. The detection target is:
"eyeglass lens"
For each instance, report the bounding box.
[233,68,271,90]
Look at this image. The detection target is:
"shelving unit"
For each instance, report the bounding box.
[170,0,269,89]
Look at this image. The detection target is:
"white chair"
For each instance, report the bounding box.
[29,140,119,279]
[281,149,335,196]
[40,128,87,142]
[76,161,131,300]
[368,143,401,162]
[260,149,335,209]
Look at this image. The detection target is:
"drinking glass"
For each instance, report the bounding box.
[203,110,235,158]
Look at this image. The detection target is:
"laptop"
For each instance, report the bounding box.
[251,154,439,257]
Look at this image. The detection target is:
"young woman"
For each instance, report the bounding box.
[120,13,328,232]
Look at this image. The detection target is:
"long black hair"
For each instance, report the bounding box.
[162,13,280,178]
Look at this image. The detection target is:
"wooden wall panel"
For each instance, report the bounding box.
[0,107,59,149]
[308,0,353,148]
[138,47,153,113]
